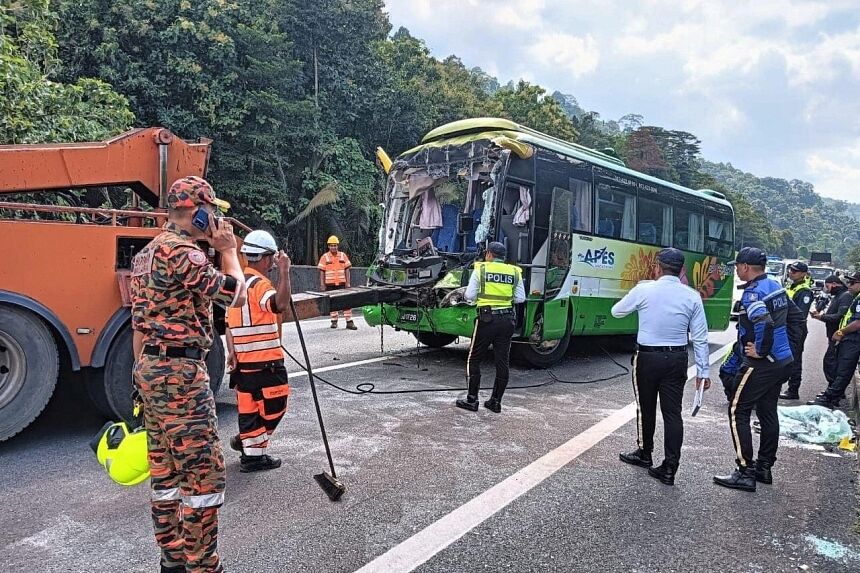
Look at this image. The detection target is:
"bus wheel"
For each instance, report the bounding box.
[513,329,571,368]
[95,325,226,424]
[413,331,458,348]
[0,306,59,441]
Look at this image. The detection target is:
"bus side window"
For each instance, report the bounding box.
[673,196,704,252]
[596,183,635,241]
[637,186,673,247]
[704,205,734,257]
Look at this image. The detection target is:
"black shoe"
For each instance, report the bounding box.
[161,564,185,573]
[455,396,478,411]
[754,460,773,484]
[779,391,799,400]
[647,461,676,485]
[240,454,282,473]
[230,434,243,454]
[807,396,838,409]
[346,320,358,331]
[330,321,338,329]
[483,399,501,413]
[713,467,756,492]
[619,448,653,468]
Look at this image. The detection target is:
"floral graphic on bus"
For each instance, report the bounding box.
[690,256,723,299]
[620,247,658,289]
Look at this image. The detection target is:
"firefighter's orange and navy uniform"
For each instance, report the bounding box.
[318,250,353,322]
[226,267,289,457]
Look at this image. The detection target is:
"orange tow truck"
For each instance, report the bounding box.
[0,128,401,441]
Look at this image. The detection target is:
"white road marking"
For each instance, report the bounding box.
[352,341,735,573]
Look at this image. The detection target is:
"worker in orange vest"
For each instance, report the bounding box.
[225,230,292,473]
[318,235,357,330]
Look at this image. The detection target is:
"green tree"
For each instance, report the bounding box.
[491,81,578,142]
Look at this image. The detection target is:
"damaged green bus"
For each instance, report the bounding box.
[363,118,734,367]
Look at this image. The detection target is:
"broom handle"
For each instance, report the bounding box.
[288,298,338,478]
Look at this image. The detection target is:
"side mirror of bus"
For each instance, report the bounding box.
[458,213,475,234]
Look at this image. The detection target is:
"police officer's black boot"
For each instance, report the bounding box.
[483,398,501,413]
[647,461,677,485]
[779,389,799,400]
[754,459,773,484]
[713,466,756,492]
[807,395,838,409]
[619,448,653,468]
[456,395,479,412]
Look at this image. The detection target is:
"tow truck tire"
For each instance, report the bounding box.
[414,331,458,348]
[0,306,59,441]
[94,325,225,423]
[512,328,571,368]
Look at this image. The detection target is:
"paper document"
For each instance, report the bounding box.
[691,382,705,417]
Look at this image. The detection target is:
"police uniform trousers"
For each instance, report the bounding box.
[727,362,792,469]
[823,339,839,386]
[786,326,808,393]
[133,355,225,573]
[230,363,290,456]
[467,310,515,400]
[823,336,860,402]
[631,348,688,467]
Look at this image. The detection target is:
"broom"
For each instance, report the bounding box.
[288,297,346,501]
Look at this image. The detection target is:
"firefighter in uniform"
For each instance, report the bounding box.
[779,261,814,400]
[456,241,525,413]
[225,230,292,472]
[318,235,357,330]
[809,271,860,408]
[714,248,793,492]
[810,275,854,399]
[130,176,246,573]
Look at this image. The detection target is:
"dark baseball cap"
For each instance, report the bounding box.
[788,261,808,272]
[657,247,684,270]
[487,241,507,258]
[845,271,860,284]
[824,275,844,285]
[735,247,767,266]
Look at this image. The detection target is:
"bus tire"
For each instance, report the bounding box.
[512,328,571,368]
[0,306,59,441]
[413,331,458,348]
[95,325,225,423]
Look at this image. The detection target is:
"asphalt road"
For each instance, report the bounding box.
[1,318,857,573]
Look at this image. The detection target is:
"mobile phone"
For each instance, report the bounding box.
[192,207,218,232]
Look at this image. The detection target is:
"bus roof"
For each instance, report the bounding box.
[409,117,732,209]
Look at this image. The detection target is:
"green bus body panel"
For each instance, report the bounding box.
[542,298,569,339]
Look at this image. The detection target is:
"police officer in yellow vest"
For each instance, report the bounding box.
[457,241,526,413]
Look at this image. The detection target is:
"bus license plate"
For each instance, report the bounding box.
[400,310,421,324]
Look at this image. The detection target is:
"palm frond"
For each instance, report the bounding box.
[286,181,340,227]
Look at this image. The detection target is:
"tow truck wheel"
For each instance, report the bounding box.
[413,331,458,348]
[512,328,571,368]
[91,325,225,424]
[0,306,59,441]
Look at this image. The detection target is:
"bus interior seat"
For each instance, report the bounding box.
[499,214,528,263]
[465,208,482,251]
[431,204,460,252]
[598,218,615,237]
[674,231,688,250]
[639,223,657,244]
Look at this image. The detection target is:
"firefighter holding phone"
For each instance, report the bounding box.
[130,176,246,573]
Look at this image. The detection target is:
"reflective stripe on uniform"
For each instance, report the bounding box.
[730,367,755,467]
[151,487,182,502]
[260,290,276,312]
[182,492,225,509]
[233,339,282,353]
[230,323,279,337]
[241,433,269,448]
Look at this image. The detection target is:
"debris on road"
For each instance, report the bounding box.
[777,406,852,444]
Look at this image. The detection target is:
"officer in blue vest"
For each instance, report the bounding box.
[456,241,526,413]
[714,247,794,492]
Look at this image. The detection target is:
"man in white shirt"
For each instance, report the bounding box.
[611,247,711,486]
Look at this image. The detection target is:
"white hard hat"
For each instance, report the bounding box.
[241,230,277,255]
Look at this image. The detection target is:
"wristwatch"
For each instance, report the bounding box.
[836,329,845,337]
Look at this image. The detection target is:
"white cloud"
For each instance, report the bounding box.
[528,33,599,78]
[805,141,860,202]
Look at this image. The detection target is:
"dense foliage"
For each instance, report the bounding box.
[1,1,856,266]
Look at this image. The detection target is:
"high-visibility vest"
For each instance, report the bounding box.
[475,261,521,308]
[839,293,860,330]
[226,268,283,368]
[318,251,351,286]
[785,276,813,300]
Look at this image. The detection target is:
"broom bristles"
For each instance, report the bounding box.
[314,472,346,501]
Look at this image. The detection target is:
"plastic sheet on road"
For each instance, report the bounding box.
[777,405,852,444]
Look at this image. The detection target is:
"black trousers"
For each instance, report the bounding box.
[728,363,791,468]
[466,313,515,401]
[786,328,808,392]
[824,337,860,401]
[631,350,689,467]
[823,340,839,385]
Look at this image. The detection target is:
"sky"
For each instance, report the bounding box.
[383,0,860,203]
